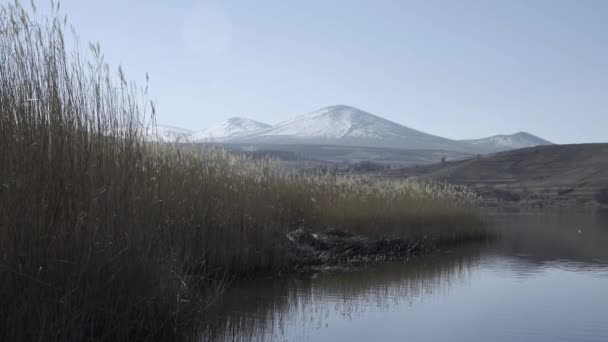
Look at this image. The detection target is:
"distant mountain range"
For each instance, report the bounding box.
[149,105,552,154]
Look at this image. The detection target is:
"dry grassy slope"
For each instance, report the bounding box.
[385,144,608,206]
[220,143,475,168]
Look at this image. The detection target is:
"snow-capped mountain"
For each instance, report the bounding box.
[145,125,194,143]
[230,105,477,152]
[461,132,553,152]
[144,106,552,155]
[190,117,271,142]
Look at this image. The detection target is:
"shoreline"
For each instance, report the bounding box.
[283,227,491,273]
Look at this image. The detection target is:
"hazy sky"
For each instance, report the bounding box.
[35,0,607,143]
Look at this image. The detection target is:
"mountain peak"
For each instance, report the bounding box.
[505,131,551,143]
[311,105,374,118]
[462,131,553,152]
[247,105,399,140]
[145,124,194,143]
[190,117,271,142]
[231,105,473,151]
[225,116,254,124]
[318,104,360,112]
[296,105,392,131]
[510,131,529,136]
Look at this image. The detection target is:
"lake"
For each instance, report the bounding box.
[203,210,608,341]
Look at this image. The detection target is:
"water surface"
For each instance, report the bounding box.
[206,210,608,341]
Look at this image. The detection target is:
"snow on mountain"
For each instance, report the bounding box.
[190,117,271,142]
[141,107,551,155]
[230,105,476,152]
[145,125,194,143]
[461,132,553,152]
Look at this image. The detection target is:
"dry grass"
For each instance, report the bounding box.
[0,2,483,341]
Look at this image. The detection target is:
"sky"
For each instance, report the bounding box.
[33,0,608,143]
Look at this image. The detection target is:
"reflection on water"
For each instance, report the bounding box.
[201,210,608,342]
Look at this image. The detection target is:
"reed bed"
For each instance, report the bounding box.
[0,2,483,341]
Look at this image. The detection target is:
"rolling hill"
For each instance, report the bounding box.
[385,144,608,206]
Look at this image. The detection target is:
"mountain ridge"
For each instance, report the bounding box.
[151,105,552,154]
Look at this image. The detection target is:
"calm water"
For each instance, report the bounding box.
[205,210,608,341]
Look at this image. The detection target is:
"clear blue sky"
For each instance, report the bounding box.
[36,0,607,143]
